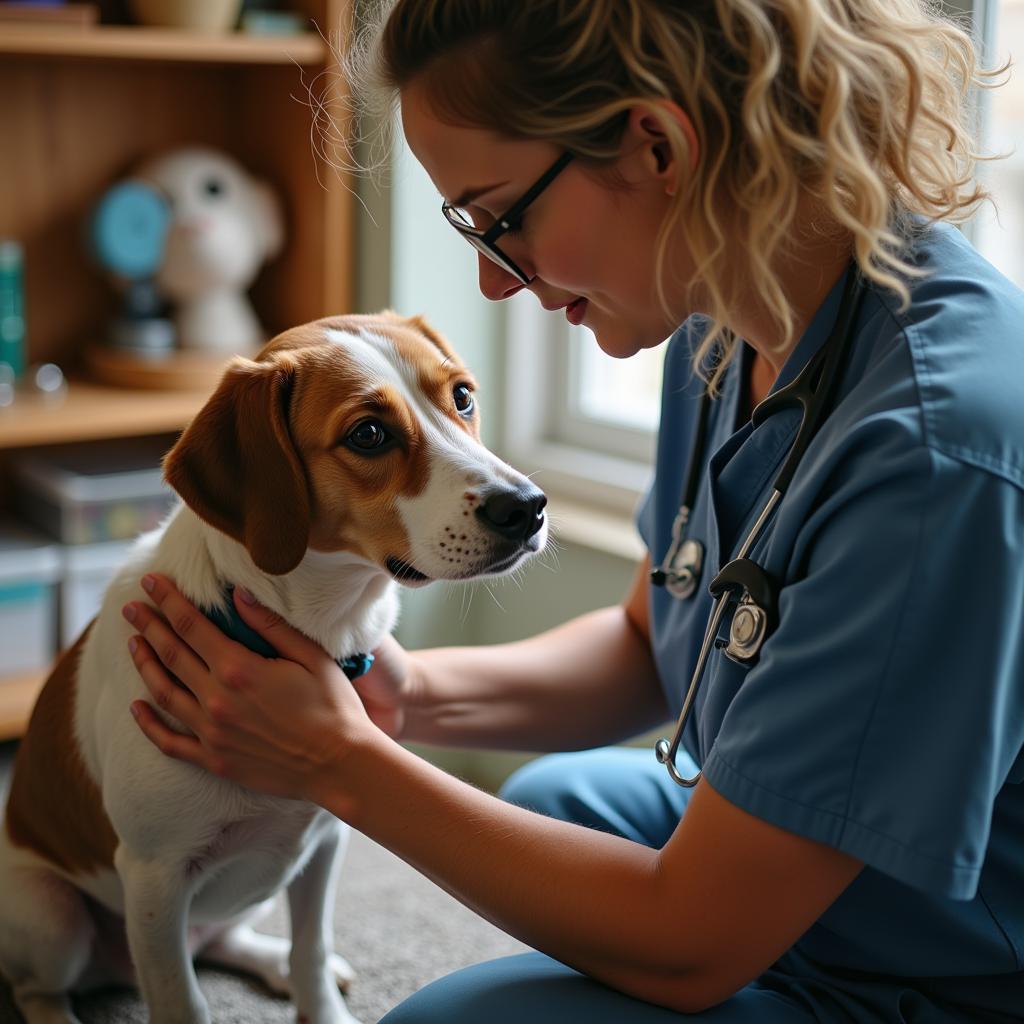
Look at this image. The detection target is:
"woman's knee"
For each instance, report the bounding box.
[498,752,585,817]
[379,954,553,1024]
[379,952,815,1023]
[499,746,692,845]
[498,747,662,835]
[380,952,662,1024]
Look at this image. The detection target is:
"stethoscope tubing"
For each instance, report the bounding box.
[654,266,867,788]
[655,488,783,786]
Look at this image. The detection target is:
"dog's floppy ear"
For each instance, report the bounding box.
[164,356,310,575]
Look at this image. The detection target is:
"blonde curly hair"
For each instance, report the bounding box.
[341,0,1003,385]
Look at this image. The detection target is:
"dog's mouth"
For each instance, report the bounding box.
[475,550,528,576]
[386,556,431,584]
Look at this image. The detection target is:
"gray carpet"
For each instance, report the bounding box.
[0,741,528,1024]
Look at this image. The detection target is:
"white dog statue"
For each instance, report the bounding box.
[137,147,284,356]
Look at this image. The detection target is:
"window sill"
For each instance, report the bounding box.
[545,491,646,563]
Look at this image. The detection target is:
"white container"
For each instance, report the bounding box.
[60,539,135,648]
[0,523,60,676]
[14,440,176,546]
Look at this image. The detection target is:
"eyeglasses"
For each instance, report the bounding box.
[441,151,574,286]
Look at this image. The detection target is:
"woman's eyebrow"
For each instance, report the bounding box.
[447,180,509,207]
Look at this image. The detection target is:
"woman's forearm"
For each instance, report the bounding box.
[321,737,701,1010]
[403,604,668,751]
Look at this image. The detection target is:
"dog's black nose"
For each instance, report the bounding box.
[476,486,547,542]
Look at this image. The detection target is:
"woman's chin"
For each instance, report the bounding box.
[593,329,655,360]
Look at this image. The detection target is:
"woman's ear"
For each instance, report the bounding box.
[622,100,699,195]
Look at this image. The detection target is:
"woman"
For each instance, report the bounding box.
[124,1,1024,1020]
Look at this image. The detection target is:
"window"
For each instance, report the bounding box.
[502,292,661,512]
[972,0,1024,286]
[502,0,1023,512]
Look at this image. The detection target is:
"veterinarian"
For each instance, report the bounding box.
[124,0,1024,1019]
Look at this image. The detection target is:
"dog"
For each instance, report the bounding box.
[0,312,548,1024]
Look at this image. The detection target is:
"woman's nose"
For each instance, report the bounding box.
[478,253,527,301]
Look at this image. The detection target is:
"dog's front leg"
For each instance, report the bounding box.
[116,847,209,1024]
[287,821,359,1024]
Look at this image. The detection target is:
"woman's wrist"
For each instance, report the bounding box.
[393,649,431,743]
[307,718,397,825]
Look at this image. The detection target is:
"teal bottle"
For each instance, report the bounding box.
[0,241,26,379]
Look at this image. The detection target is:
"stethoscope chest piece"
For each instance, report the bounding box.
[709,554,778,666]
[665,538,703,599]
[724,594,769,663]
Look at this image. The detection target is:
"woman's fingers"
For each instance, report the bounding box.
[130,698,212,772]
[231,586,333,671]
[129,636,238,779]
[127,634,205,734]
[122,598,212,700]
[134,573,236,671]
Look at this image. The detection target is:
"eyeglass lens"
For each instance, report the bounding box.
[447,208,529,283]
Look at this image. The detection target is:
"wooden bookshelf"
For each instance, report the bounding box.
[0,2,355,739]
[0,24,328,64]
[0,380,208,450]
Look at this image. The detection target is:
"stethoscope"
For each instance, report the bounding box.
[651,268,866,787]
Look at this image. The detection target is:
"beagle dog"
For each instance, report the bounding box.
[0,313,547,1024]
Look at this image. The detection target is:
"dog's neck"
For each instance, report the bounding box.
[149,503,401,662]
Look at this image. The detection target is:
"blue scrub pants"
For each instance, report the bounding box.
[378,747,823,1023]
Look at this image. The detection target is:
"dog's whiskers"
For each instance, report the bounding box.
[459,583,475,626]
[482,582,506,613]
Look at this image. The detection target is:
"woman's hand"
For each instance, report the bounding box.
[348,632,416,740]
[123,573,385,807]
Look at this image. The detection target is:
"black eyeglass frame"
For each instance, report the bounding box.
[441,151,574,286]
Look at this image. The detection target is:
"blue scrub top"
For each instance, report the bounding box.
[638,221,1024,989]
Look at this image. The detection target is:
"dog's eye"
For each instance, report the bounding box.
[453,384,475,416]
[203,177,226,199]
[346,419,389,451]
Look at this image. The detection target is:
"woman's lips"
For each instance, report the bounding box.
[565,298,587,325]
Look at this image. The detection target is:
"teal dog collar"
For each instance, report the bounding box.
[204,589,375,682]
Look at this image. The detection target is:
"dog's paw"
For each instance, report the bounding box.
[260,963,292,997]
[295,986,361,1024]
[328,952,356,992]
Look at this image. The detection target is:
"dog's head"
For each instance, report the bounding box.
[164,312,547,584]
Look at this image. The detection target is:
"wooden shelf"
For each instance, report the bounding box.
[0,0,355,745]
[0,380,207,449]
[0,24,328,64]
[0,670,44,742]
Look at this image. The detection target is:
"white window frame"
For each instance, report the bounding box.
[549,330,661,464]
[501,0,1010,516]
[501,290,656,515]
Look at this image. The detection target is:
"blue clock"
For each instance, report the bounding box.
[89,181,175,354]
[90,181,171,280]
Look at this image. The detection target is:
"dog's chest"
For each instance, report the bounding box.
[187,804,334,922]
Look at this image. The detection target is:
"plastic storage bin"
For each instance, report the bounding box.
[14,439,176,546]
[0,523,60,676]
[60,538,136,647]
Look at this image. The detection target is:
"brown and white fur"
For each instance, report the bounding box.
[0,313,547,1024]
